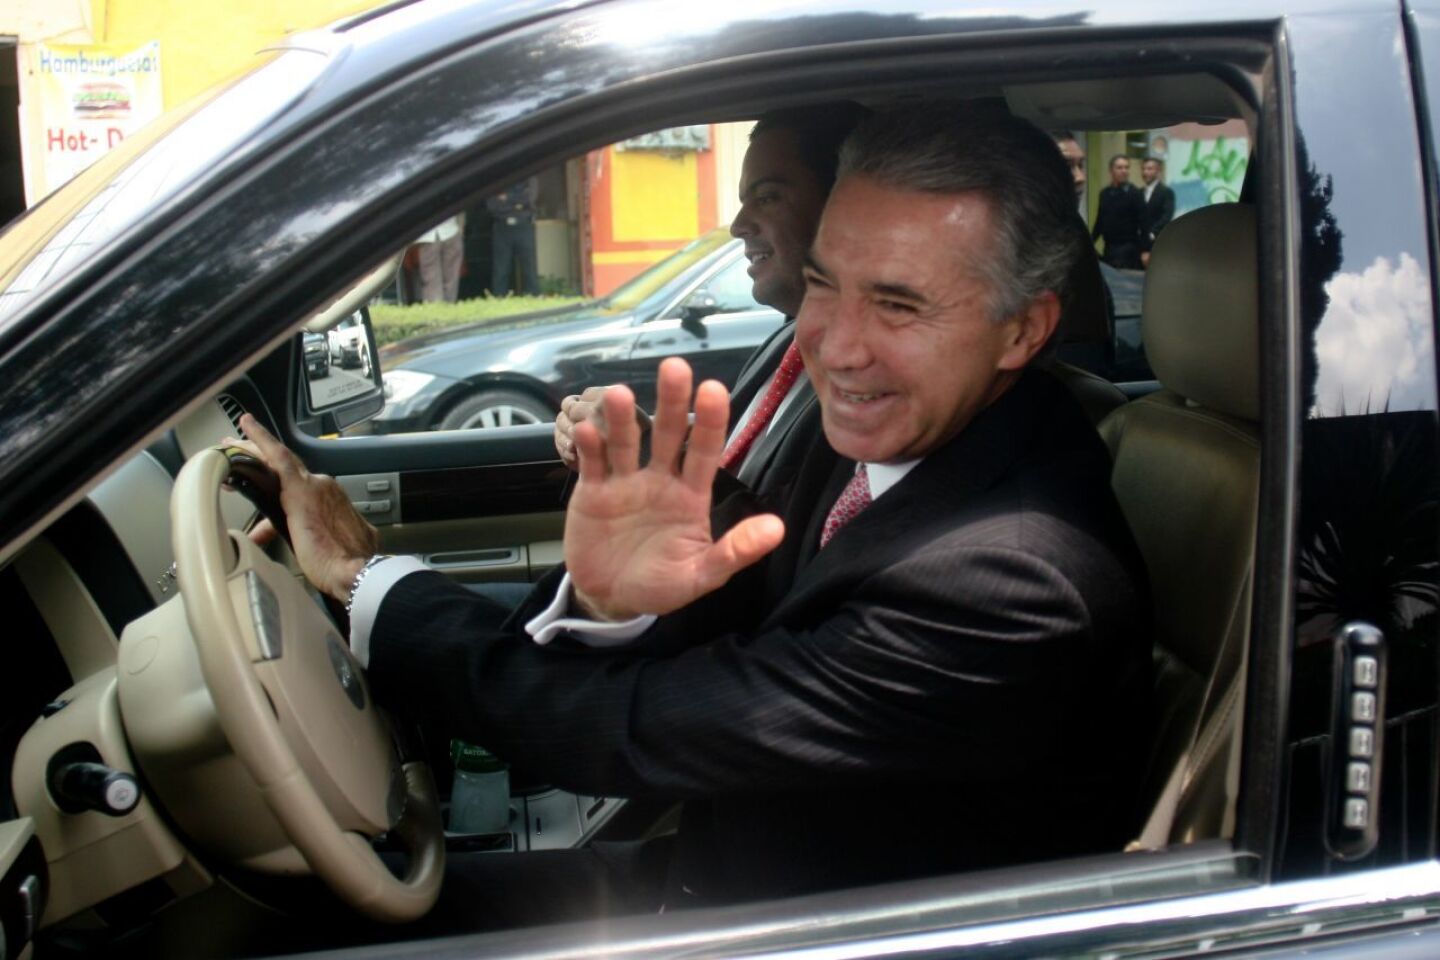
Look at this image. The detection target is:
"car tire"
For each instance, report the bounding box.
[359,344,373,379]
[438,389,553,430]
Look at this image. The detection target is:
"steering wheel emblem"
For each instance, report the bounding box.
[325,632,366,709]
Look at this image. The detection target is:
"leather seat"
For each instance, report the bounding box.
[1097,203,1260,846]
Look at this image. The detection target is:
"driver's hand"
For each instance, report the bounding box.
[555,386,652,471]
[223,414,379,601]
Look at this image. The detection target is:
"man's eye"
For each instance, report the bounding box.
[803,272,832,289]
[877,299,917,314]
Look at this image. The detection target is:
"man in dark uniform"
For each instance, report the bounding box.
[1140,156,1175,267]
[1091,154,1145,269]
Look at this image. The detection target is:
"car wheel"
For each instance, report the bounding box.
[360,344,373,378]
[438,389,553,430]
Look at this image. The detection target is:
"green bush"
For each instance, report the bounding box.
[370,295,588,347]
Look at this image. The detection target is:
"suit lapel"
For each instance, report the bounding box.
[727,320,794,434]
[768,370,1061,621]
[736,379,817,489]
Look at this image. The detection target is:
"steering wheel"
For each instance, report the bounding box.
[171,447,443,922]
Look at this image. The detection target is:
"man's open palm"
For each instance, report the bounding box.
[566,358,785,620]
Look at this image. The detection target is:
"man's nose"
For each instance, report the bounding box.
[813,297,871,370]
[731,205,755,239]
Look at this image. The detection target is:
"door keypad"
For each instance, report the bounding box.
[1327,623,1385,860]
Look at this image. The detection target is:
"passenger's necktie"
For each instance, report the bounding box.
[819,464,871,548]
[719,342,804,471]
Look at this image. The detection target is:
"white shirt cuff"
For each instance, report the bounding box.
[524,572,656,647]
[349,555,431,668]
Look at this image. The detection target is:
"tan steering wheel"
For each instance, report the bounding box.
[172,448,443,922]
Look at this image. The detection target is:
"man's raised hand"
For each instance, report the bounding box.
[565,357,784,620]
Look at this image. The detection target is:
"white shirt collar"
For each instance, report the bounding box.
[864,459,921,500]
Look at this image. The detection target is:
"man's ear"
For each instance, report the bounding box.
[997,290,1061,371]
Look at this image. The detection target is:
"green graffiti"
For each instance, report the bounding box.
[1180,137,1248,189]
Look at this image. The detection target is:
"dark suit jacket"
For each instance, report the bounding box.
[1092,183,1145,266]
[368,369,1152,902]
[1142,182,1175,251]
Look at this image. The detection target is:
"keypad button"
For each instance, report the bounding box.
[1347,761,1372,793]
[1343,797,1370,830]
[1354,656,1379,689]
[1352,691,1377,723]
[1349,727,1374,758]
[366,479,392,492]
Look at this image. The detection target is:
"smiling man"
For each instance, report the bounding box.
[554,105,862,482]
[240,106,1151,915]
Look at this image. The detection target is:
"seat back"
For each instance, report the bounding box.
[1047,247,1127,424]
[1098,203,1260,846]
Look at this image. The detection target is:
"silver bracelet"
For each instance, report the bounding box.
[345,555,392,616]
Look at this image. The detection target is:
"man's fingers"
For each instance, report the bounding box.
[698,514,785,592]
[248,517,279,546]
[601,385,641,476]
[649,357,693,471]
[222,436,264,460]
[573,419,608,483]
[681,379,729,492]
[237,414,302,479]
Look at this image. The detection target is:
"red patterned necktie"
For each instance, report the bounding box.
[820,464,871,548]
[719,342,804,471]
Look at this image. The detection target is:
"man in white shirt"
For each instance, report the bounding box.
[232,106,1149,912]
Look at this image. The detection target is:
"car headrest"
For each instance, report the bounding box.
[1142,203,1258,421]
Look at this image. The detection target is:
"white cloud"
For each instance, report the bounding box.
[1312,252,1436,416]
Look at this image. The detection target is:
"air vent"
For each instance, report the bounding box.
[217,394,247,437]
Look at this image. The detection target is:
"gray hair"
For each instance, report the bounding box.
[837,107,1088,324]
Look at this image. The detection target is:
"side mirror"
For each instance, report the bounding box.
[679,290,717,337]
[298,307,385,435]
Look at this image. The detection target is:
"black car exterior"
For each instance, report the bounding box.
[1,0,1439,957]
[370,229,783,433]
[303,331,330,380]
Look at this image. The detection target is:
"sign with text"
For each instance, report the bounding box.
[26,41,163,201]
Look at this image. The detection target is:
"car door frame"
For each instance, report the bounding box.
[3,0,1438,953]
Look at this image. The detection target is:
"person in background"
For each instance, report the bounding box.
[410,213,465,302]
[488,177,541,296]
[1053,130,1088,220]
[1140,156,1175,268]
[1091,155,1145,268]
[554,104,865,487]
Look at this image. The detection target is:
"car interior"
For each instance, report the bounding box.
[0,52,1273,958]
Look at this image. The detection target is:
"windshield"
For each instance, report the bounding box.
[602,228,734,312]
[0,46,330,336]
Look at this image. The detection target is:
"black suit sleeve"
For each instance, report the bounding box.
[1152,186,1175,245]
[366,540,1101,801]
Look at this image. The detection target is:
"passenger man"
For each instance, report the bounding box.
[554,105,863,486]
[1140,155,1175,267]
[1054,130,1088,219]
[235,107,1151,908]
[1092,154,1145,268]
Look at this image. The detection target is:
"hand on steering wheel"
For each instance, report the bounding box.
[171,442,443,922]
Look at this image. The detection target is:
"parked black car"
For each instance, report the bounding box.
[370,228,783,432]
[1,1,1439,958]
[302,331,330,380]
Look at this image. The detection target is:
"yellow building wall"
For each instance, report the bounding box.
[610,150,699,243]
[4,0,382,204]
[88,0,379,109]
